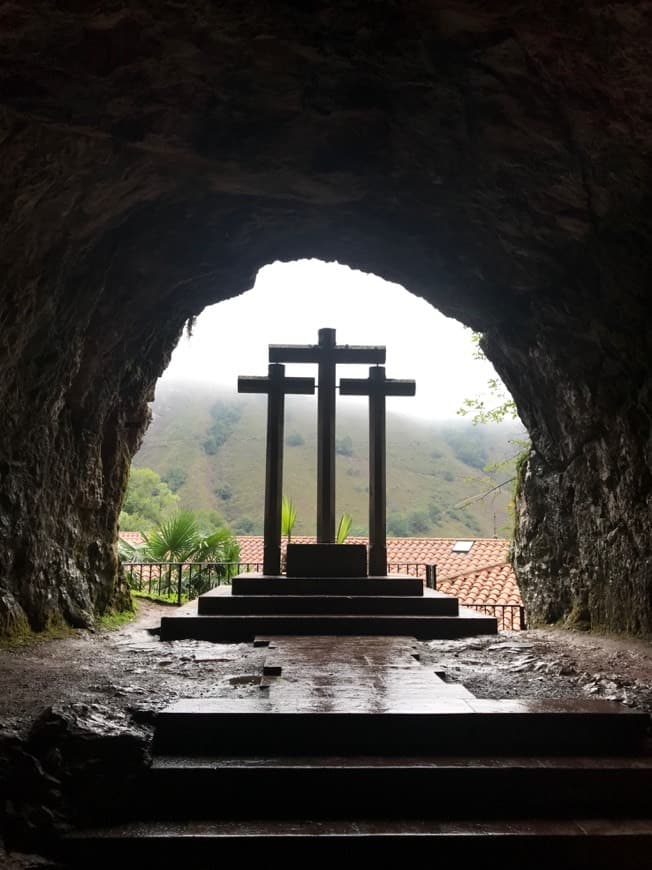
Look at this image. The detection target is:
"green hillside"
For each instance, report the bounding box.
[133,381,526,538]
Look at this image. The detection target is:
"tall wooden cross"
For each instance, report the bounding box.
[269,328,385,543]
[340,366,416,576]
[238,363,315,575]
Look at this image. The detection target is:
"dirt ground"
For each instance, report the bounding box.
[1,598,652,736]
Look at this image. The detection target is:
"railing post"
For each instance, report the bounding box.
[425,564,437,589]
[177,563,183,606]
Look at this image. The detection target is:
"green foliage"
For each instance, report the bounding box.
[387,513,409,537]
[454,330,531,538]
[0,619,74,648]
[215,483,232,501]
[287,432,305,447]
[513,443,532,500]
[428,502,442,523]
[194,508,227,533]
[142,510,239,564]
[336,513,353,544]
[203,439,218,456]
[194,526,240,564]
[119,467,179,531]
[162,467,187,492]
[132,589,180,606]
[335,435,353,457]
[462,509,482,535]
[203,400,242,455]
[442,426,489,469]
[133,510,241,598]
[281,496,297,542]
[133,383,521,539]
[407,510,430,535]
[143,511,203,562]
[235,516,259,534]
[457,332,519,426]
[98,607,136,631]
[118,536,145,562]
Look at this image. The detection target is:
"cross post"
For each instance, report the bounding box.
[269,328,385,542]
[340,367,416,575]
[238,364,315,575]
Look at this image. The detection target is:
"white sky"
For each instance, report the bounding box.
[160,259,502,420]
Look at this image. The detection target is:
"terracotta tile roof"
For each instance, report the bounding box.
[438,562,521,606]
[120,530,512,589]
[236,535,512,580]
[384,537,511,581]
[119,531,146,546]
[235,535,521,605]
[119,531,523,623]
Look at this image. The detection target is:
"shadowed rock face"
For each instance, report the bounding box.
[0,2,650,634]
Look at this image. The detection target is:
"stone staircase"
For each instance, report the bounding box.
[59,635,652,868]
[159,574,498,641]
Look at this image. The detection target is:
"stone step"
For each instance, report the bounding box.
[197,591,458,616]
[231,574,424,596]
[152,698,649,756]
[159,611,495,641]
[134,754,652,818]
[60,818,652,868]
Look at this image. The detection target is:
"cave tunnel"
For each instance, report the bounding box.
[1,1,651,638]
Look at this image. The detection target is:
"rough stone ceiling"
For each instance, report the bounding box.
[5,2,651,321]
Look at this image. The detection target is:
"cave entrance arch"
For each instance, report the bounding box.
[2,191,649,638]
[141,259,517,544]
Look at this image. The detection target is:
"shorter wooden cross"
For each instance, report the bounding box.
[340,367,416,576]
[238,364,315,575]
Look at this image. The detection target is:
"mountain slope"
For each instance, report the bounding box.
[134,381,525,538]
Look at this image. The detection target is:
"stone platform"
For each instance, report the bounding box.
[61,635,652,867]
[159,574,497,641]
[232,572,425,596]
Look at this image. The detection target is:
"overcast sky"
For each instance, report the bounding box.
[160,259,502,420]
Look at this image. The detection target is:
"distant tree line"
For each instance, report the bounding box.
[120,467,225,533]
[203,401,242,455]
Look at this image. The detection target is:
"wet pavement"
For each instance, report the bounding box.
[1,600,652,739]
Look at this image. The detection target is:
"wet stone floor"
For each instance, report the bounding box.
[1,599,651,739]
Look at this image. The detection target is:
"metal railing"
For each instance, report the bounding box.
[122,559,527,629]
[123,561,263,605]
[461,603,527,631]
[387,562,429,578]
[417,563,526,630]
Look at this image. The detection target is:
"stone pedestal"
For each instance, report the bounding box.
[285,543,367,578]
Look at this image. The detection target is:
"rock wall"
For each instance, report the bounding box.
[502,267,652,633]
[0,1,651,634]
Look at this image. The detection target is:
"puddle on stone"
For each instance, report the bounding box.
[228,675,261,686]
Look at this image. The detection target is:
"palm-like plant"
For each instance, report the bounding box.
[194,526,239,563]
[143,511,201,562]
[142,511,241,597]
[281,496,297,543]
[118,536,145,563]
[336,512,353,544]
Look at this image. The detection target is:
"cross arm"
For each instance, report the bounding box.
[340,378,416,397]
[238,375,315,394]
[269,345,320,363]
[269,344,387,364]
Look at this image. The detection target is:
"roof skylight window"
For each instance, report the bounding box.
[452,540,474,553]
